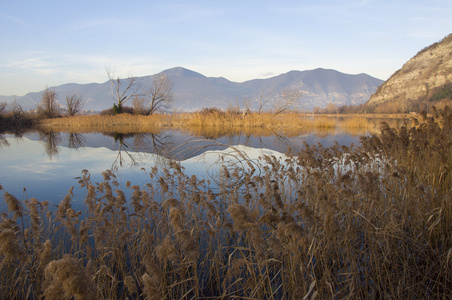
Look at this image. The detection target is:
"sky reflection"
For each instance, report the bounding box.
[0,130,362,209]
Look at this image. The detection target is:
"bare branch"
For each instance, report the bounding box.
[145,74,174,115]
[38,87,59,118]
[257,89,271,114]
[66,94,84,116]
[106,67,141,114]
[0,102,7,114]
[273,88,302,115]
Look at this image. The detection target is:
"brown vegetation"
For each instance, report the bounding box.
[0,103,37,135]
[1,108,451,298]
[38,111,413,137]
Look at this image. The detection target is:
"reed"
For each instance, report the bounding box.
[1,108,450,299]
[38,114,168,134]
[38,112,411,135]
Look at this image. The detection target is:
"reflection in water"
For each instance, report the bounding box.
[0,129,363,208]
[68,132,86,149]
[38,130,62,159]
[105,132,175,170]
[0,134,9,148]
[111,133,138,170]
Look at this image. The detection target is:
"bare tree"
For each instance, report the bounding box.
[0,102,7,114]
[273,88,302,115]
[106,68,141,114]
[131,96,148,115]
[256,89,271,114]
[38,87,59,118]
[66,94,84,116]
[325,102,337,114]
[144,74,174,115]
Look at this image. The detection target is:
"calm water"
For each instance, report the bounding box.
[0,130,362,209]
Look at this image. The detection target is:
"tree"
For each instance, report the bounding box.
[144,74,174,115]
[273,88,302,115]
[325,102,337,114]
[38,87,59,118]
[131,96,148,115]
[256,89,271,114]
[106,68,141,114]
[66,94,84,116]
[0,102,7,115]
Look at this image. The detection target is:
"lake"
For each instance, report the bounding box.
[0,129,361,209]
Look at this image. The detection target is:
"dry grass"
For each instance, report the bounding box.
[1,108,450,299]
[38,112,412,136]
[39,114,169,134]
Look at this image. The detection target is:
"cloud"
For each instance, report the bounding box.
[260,72,275,78]
[1,53,59,76]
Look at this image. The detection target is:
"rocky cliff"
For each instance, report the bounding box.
[364,34,452,113]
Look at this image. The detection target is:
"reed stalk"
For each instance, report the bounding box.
[0,108,450,299]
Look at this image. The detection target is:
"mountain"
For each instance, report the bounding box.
[2,67,383,112]
[364,33,452,113]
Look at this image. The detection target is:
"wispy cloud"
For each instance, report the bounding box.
[1,53,59,76]
[0,12,33,27]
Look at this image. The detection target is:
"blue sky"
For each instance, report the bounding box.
[0,0,451,96]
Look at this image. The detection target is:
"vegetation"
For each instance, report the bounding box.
[1,108,451,299]
[144,75,174,115]
[66,93,85,116]
[0,102,37,135]
[106,69,174,115]
[106,68,141,115]
[39,110,413,137]
[37,87,59,118]
[430,83,452,102]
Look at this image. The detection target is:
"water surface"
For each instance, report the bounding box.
[0,130,362,208]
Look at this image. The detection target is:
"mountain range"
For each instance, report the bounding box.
[1,67,384,112]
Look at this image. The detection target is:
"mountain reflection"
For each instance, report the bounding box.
[4,129,363,165]
[103,132,174,170]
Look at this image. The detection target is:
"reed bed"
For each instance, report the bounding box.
[38,112,403,136]
[38,114,169,134]
[1,108,450,299]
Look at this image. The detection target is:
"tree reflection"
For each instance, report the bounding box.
[108,132,173,171]
[0,134,9,148]
[111,133,136,170]
[38,130,61,159]
[131,132,174,157]
[67,132,86,149]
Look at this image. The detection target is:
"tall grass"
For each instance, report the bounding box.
[39,111,409,136]
[1,108,450,299]
[38,114,169,134]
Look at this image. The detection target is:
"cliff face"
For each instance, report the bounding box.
[364,34,452,112]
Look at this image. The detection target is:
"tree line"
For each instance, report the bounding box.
[36,68,175,118]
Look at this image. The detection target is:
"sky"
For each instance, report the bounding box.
[0,0,451,96]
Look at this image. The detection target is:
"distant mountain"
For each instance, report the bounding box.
[364,33,452,113]
[2,67,384,112]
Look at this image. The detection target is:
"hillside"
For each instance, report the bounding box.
[364,34,452,113]
[3,67,383,112]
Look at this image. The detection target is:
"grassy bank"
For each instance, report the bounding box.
[38,112,414,136]
[1,108,450,298]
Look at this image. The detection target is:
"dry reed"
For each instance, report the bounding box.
[38,112,412,136]
[0,108,450,299]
